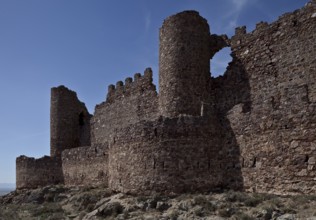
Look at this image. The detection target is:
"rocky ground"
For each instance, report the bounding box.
[0,185,316,220]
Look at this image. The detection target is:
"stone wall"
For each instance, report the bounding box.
[16,156,63,189]
[15,1,316,195]
[107,112,244,195]
[212,1,316,194]
[91,68,158,147]
[158,11,212,117]
[61,145,108,186]
[51,86,91,158]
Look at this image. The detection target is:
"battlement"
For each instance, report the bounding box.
[105,68,156,103]
[16,1,316,195]
[231,1,316,47]
[16,155,51,164]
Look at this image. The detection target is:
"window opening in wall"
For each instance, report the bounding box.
[292,19,298,26]
[210,47,232,77]
[251,157,257,168]
[79,112,85,126]
[305,155,309,163]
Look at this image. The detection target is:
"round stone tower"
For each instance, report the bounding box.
[159,11,211,117]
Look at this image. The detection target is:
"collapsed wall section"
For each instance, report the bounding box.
[91,68,158,147]
[61,144,108,186]
[213,2,316,194]
[16,156,63,189]
[51,86,91,158]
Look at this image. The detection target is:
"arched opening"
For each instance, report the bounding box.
[79,112,85,126]
[210,47,233,77]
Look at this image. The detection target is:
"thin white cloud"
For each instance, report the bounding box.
[232,0,249,12]
[228,20,238,30]
[222,0,257,31]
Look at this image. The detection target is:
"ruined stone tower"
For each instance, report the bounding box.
[16,1,316,195]
[159,11,211,117]
[50,86,91,157]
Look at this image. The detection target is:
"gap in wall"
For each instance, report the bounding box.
[211,47,232,77]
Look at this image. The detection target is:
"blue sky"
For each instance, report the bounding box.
[0,0,308,184]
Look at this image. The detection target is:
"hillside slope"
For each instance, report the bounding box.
[1,185,316,219]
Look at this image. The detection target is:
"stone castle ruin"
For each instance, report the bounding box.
[16,1,316,195]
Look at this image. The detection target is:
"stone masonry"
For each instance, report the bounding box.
[16,1,316,195]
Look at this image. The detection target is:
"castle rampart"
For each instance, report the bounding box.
[213,1,316,194]
[61,144,108,186]
[16,156,63,189]
[16,1,316,195]
[91,68,158,148]
[107,115,233,195]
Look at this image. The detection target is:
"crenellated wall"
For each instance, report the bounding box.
[212,1,316,194]
[16,1,316,194]
[61,144,108,186]
[91,68,158,148]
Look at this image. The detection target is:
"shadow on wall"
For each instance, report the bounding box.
[211,53,252,191]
